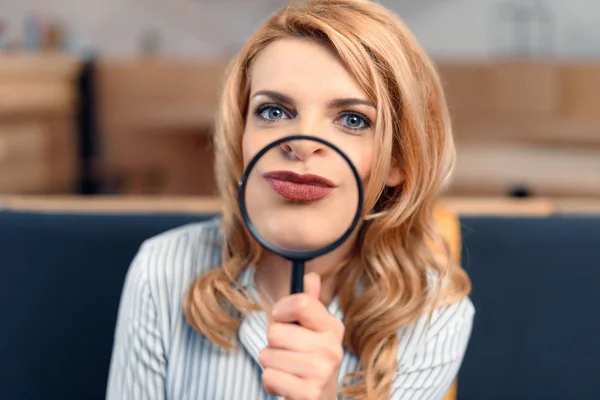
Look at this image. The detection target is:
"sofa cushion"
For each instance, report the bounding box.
[0,210,216,400]
[458,215,600,400]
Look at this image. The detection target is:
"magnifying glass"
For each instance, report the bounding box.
[238,134,364,295]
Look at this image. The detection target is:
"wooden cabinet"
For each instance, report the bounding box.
[95,59,227,195]
[0,54,82,194]
[436,61,600,197]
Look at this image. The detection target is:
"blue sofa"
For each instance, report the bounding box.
[0,203,598,399]
[459,214,600,400]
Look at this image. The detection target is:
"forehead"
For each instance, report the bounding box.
[248,38,368,100]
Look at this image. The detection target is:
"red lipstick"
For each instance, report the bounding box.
[263,170,334,202]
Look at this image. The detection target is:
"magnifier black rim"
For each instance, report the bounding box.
[238,134,364,262]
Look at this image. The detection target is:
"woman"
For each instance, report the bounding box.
[106,0,474,399]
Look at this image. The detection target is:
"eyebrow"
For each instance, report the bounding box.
[252,90,295,106]
[328,98,376,109]
[251,90,376,109]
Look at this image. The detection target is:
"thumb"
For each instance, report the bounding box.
[304,272,321,299]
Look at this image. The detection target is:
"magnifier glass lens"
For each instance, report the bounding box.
[243,137,360,254]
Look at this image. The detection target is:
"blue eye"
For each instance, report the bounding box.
[255,104,289,122]
[338,112,370,131]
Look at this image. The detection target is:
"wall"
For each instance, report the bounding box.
[392,0,600,59]
[0,0,598,58]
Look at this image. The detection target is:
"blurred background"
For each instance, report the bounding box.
[1,2,600,400]
[0,0,598,198]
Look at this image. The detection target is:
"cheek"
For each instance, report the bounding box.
[242,126,281,167]
[338,141,375,204]
[351,140,375,183]
[360,147,374,180]
[241,129,258,167]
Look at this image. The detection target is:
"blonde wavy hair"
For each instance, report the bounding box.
[184,0,471,398]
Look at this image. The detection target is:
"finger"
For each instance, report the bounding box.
[266,322,324,352]
[304,272,321,300]
[272,293,339,333]
[262,367,319,400]
[259,348,333,380]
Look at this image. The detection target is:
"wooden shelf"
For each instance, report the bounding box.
[0,53,81,79]
[0,54,83,194]
[436,61,600,197]
[2,195,599,216]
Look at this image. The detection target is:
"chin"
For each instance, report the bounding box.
[258,214,343,252]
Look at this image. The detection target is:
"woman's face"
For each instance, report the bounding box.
[242,38,378,252]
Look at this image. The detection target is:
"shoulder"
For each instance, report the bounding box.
[396,296,475,372]
[125,217,223,309]
[142,216,222,252]
[107,218,223,393]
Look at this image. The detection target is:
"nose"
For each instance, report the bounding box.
[279,136,326,161]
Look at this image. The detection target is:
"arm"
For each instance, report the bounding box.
[106,244,167,400]
[390,297,474,400]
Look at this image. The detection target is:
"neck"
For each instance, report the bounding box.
[254,238,356,308]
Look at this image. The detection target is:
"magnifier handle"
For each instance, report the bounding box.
[290,260,305,294]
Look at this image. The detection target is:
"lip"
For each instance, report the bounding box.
[263,170,335,202]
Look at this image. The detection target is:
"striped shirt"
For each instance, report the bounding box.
[106,218,474,400]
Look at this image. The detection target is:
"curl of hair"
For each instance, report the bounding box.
[184,1,471,398]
